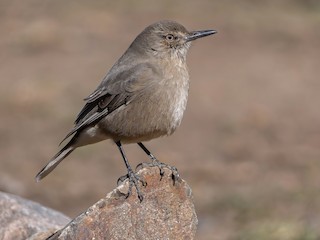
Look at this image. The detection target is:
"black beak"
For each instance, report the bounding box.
[186,29,217,42]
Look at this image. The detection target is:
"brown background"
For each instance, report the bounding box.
[1,0,320,239]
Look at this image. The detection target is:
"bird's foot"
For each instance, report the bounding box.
[117,169,146,202]
[136,158,180,185]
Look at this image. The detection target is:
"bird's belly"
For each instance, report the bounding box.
[99,81,189,143]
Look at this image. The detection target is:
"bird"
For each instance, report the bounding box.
[36,20,216,201]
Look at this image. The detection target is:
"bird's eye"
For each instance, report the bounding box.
[166,34,174,41]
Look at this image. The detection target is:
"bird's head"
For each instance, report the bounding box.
[132,20,217,60]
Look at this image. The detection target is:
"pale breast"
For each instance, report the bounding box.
[161,58,190,134]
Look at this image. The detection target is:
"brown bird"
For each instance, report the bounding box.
[36,20,216,201]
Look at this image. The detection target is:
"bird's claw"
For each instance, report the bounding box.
[117,170,146,202]
[136,160,180,185]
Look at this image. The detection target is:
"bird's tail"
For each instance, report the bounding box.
[35,144,75,182]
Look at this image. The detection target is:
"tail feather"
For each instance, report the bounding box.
[35,145,75,182]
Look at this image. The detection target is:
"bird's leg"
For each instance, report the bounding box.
[136,142,180,184]
[116,141,146,202]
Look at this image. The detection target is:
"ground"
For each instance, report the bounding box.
[0,1,320,239]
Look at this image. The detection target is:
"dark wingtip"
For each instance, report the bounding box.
[35,145,75,183]
[35,175,41,182]
[35,166,47,182]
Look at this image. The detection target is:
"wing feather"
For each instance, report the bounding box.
[60,62,158,144]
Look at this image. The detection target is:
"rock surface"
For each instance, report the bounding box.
[0,191,70,240]
[1,166,198,240]
[49,166,198,240]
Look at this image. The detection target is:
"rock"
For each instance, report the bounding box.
[0,191,70,240]
[0,166,198,240]
[49,166,198,240]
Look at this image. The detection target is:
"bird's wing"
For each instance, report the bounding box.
[60,62,158,144]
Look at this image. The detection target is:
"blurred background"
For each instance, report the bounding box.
[1,0,320,239]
